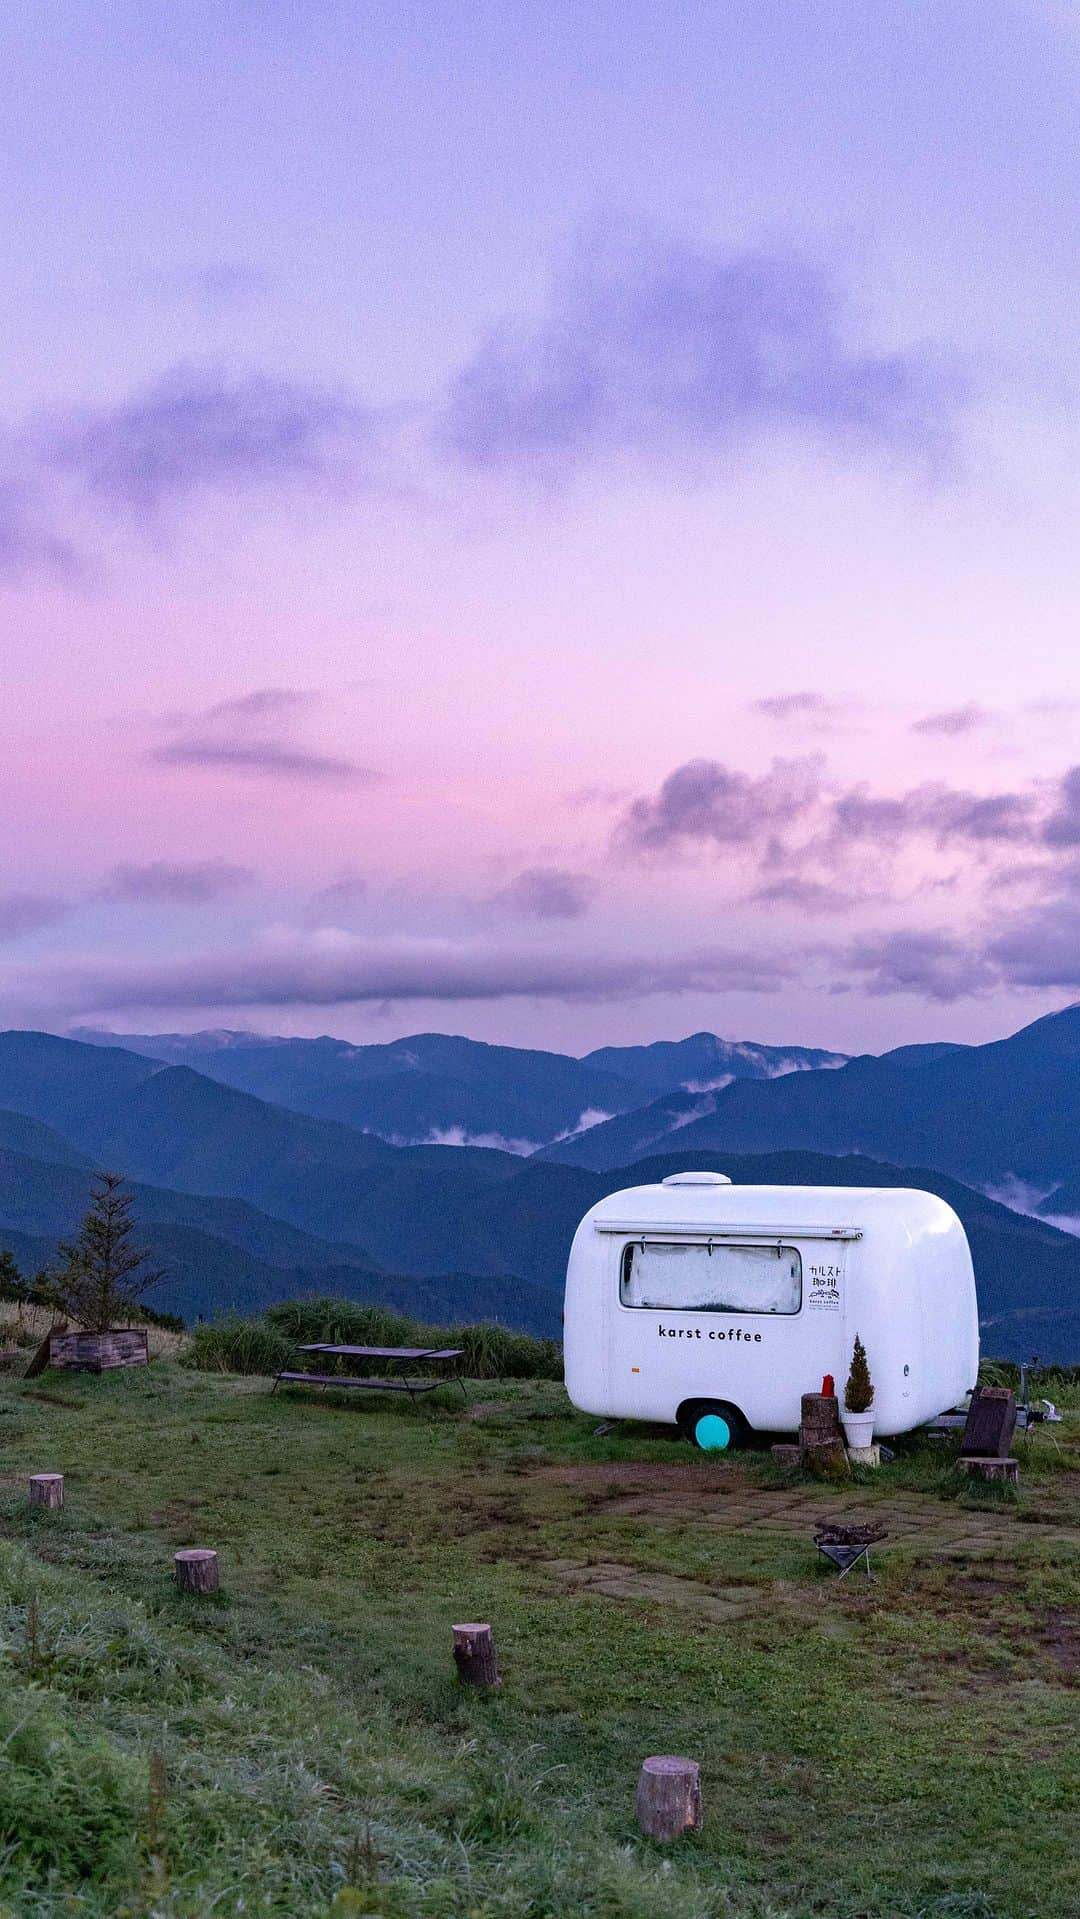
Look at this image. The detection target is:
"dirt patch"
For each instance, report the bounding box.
[515,1462,1054,1569]
[1038,1608,1080,1679]
[536,1460,747,1488]
[543,1556,765,1620]
[953,1572,1018,1599]
[927,1648,1009,1693]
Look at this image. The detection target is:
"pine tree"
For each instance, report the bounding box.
[52,1174,161,1332]
[844,1333,874,1413]
[0,1249,23,1302]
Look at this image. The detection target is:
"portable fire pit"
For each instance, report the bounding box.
[813,1521,889,1580]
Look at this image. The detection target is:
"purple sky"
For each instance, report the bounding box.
[4,2,1080,1054]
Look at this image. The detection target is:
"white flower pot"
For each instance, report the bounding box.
[841,1409,875,1449]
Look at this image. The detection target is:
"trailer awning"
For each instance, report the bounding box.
[593,1220,863,1240]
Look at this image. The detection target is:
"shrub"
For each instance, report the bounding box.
[185,1316,293,1376]
[187,1298,563,1380]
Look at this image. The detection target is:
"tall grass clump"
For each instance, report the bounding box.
[980,1357,1080,1409]
[187,1298,562,1379]
[266,1298,563,1379]
[185,1314,293,1376]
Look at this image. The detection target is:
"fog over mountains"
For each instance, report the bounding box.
[0,1008,1078,1357]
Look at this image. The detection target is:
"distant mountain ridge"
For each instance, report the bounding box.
[582,1031,849,1094]
[544,1006,1080,1193]
[1,1027,1079,1356]
[71,1025,851,1152]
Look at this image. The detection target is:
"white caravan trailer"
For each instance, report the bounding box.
[563,1172,979,1448]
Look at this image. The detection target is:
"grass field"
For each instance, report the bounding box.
[0,1360,1077,1918]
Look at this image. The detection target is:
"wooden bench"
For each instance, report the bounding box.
[273,1343,466,1407]
[275,1370,441,1395]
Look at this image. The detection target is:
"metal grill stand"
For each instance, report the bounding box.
[814,1523,888,1580]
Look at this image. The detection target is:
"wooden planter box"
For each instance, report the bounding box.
[48,1328,149,1373]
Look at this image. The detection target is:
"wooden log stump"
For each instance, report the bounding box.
[452,1622,500,1688]
[800,1391,842,1448]
[800,1391,848,1478]
[960,1387,1017,1459]
[957,1456,1019,1483]
[635,1755,702,1840]
[174,1548,220,1595]
[29,1473,64,1510]
[803,1439,850,1480]
[770,1443,802,1469]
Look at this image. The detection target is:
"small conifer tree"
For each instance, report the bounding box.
[0,1249,23,1302]
[844,1333,874,1413]
[51,1174,161,1332]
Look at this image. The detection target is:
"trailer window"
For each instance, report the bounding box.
[620,1240,802,1314]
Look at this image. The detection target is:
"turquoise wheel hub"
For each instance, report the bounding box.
[694,1412,732,1451]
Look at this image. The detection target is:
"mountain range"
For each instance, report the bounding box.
[540,1006,1080,1202]
[0,1011,1077,1358]
[72,1025,848,1152]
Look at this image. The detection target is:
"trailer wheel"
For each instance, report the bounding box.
[678,1400,748,1452]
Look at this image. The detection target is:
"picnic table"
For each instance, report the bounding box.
[272,1342,467,1407]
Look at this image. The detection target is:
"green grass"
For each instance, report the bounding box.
[0,1363,1077,1917]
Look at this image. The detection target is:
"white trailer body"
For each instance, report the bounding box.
[563,1172,979,1440]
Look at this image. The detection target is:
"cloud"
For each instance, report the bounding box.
[49,366,384,515]
[200,687,313,725]
[100,860,253,904]
[753,692,841,722]
[488,866,595,920]
[750,876,864,914]
[564,784,632,810]
[615,755,1080,977]
[841,929,998,1001]
[1042,765,1080,847]
[0,892,70,940]
[151,738,371,782]
[0,225,971,588]
[442,225,965,484]
[911,703,989,736]
[0,482,82,579]
[51,931,796,1014]
[987,896,1080,990]
[179,262,268,306]
[148,685,375,786]
[829,782,1036,850]
[615,757,821,855]
[308,869,369,919]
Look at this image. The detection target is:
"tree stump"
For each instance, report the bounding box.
[635,1755,702,1840]
[960,1387,1017,1459]
[174,1549,220,1595]
[800,1391,848,1477]
[803,1440,850,1480]
[452,1622,500,1687]
[800,1391,842,1448]
[29,1473,64,1510]
[957,1456,1019,1483]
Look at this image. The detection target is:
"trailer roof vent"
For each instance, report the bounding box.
[661,1170,732,1186]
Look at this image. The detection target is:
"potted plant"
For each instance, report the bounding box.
[841,1334,875,1448]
